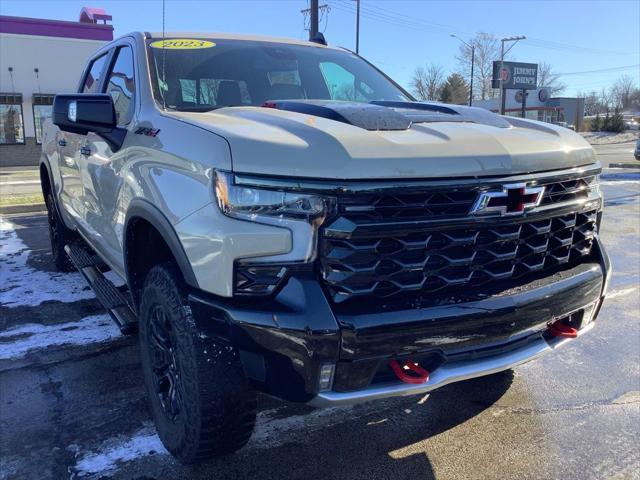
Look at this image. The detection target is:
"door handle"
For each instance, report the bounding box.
[58,139,67,147]
[80,146,91,156]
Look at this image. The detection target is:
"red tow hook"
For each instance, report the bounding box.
[548,321,578,338]
[389,358,430,384]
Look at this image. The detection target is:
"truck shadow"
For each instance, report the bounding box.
[178,370,514,480]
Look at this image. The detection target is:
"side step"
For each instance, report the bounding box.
[65,243,138,335]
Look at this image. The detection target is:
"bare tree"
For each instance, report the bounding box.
[599,87,614,111]
[610,74,638,110]
[455,32,501,101]
[410,63,445,101]
[537,62,566,95]
[577,90,604,116]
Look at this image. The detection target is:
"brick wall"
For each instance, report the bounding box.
[0,137,41,167]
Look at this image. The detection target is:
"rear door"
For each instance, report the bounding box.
[58,52,110,223]
[81,42,137,267]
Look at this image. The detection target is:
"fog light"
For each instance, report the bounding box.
[234,263,288,295]
[318,364,335,391]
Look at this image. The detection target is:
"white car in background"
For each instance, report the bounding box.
[625,120,639,130]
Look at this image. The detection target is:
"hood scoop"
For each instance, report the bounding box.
[372,101,511,129]
[262,99,510,131]
[262,100,412,131]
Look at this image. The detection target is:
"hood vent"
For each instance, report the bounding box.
[262,100,510,131]
[262,100,412,131]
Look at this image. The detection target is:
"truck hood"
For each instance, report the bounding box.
[169,104,596,179]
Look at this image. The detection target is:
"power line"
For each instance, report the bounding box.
[331,0,638,57]
[557,64,640,76]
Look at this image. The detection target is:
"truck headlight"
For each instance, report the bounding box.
[215,171,327,221]
[215,170,333,271]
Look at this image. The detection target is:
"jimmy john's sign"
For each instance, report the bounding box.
[492,61,538,90]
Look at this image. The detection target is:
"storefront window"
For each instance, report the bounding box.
[33,94,55,144]
[0,94,25,144]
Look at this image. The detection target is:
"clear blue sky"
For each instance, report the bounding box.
[1,0,638,96]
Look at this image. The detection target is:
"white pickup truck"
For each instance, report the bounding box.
[41,32,610,463]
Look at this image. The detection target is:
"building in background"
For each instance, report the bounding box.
[473,87,586,131]
[0,7,113,166]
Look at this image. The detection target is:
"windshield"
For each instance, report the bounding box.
[146,38,410,111]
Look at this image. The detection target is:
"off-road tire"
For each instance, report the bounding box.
[139,263,257,464]
[44,190,75,272]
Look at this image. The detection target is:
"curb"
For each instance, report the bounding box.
[589,141,638,146]
[609,163,640,169]
[0,203,46,215]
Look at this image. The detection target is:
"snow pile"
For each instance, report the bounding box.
[0,314,120,361]
[580,131,639,145]
[0,217,95,306]
[0,217,121,307]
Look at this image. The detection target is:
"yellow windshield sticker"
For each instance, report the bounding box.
[150,39,215,49]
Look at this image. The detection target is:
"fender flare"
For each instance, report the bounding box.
[123,199,199,289]
[39,156,72,229]
[39,156,58,201]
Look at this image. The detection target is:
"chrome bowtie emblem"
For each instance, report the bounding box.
[470,183,545,216]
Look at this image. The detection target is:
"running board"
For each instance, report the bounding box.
[64,243,138,335]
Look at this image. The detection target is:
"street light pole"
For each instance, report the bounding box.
[309,0,319,40]
[499,40,505,115]
[355,0,360,54]
[499,35,526,115]
[469,45,475,106]
[450,34,474,107]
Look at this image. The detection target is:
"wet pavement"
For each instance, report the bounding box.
[0,170,639,480]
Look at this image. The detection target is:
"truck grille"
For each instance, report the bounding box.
[319,175,599,307]
[337,174,596,221]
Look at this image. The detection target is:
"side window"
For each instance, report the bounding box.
[104,46,136,125]
[319,62,370,101]
[82,54,108,93]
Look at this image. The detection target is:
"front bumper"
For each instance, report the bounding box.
[309,321,594,407]
[188,239,611,405]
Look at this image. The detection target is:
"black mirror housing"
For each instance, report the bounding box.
[52,94,126,151]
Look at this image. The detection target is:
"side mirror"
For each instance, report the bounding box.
[52,94,126,151]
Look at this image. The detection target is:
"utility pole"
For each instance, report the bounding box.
[310,0,319,40]
[498,35,525,115]
[302,1,329,42]
[451,34,474,106]
[355,0,360,54]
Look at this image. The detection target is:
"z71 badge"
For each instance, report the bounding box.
[135,127,160,137]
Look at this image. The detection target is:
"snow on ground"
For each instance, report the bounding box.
[0,217,120,307]
[71,424,165,478]
[0,314,120,361]
[581,131,639,145]
[70,404,357,477]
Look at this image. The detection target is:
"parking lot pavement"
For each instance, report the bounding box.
[1,173,639,480]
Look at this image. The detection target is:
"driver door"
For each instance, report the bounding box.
[58,52,110,225]
[81,43,137,268]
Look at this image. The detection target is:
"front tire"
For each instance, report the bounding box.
[44,190,75,272]
[139,263,257,463]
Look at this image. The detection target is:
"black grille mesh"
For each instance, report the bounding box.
[336,175,596,221]
[320,209,598,305]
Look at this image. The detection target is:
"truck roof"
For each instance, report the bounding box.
[142,31,339,49]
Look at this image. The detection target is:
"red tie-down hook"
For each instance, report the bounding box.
[389,358,430,384]
[548,321,578,338]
